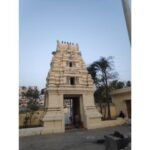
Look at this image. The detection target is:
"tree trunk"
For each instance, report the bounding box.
[103,104,106,119]
[104,72,111,119]
[99,103,102,114]
[107,102,111,119]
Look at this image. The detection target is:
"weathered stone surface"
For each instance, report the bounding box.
[42,41,102,134]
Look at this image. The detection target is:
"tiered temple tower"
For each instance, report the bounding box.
[42,41,102,134]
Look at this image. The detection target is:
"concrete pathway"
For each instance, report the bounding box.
[20,125,131,150]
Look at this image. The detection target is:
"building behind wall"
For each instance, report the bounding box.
[110,87,131,119]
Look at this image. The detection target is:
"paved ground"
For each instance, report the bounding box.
[19,125,131,150]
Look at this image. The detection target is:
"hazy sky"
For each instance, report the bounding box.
[19,0,131,89]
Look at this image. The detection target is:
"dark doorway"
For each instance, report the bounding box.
[125,100,131,118]
[64,96,81,129]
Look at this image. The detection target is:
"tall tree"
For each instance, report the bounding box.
[26,87,39,100]
[88,56,118,119]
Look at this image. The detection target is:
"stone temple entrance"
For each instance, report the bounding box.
[64,96,81,129]
[42,41,102,134]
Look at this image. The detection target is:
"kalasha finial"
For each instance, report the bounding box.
[56,40,60,49]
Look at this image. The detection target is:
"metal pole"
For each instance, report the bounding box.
[122,0,131,44]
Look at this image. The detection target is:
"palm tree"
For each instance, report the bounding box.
[87,64,100,88]
[88,56,118,119]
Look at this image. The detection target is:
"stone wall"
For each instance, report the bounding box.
[19,127,43,137]
[19,118,127,137]
[96,104,117,119]
[19,110,45,128]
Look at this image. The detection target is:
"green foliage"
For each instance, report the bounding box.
[27,99,39,111]
[110,80,125,89]
[88,56,118,119]
[87,64,97,83]
[40,88,45,95]
[126,81,131,87]
[94,86,112,104]
[29,105,39,111]
[26,87,39,99]
[94,87,105,103]
[117,81,125,88]
[24,87,40,111]
[87,56,118,89]
[88,57,131,106]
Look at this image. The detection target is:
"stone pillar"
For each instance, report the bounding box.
[82,93,102,129]
[42,92,64,134]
